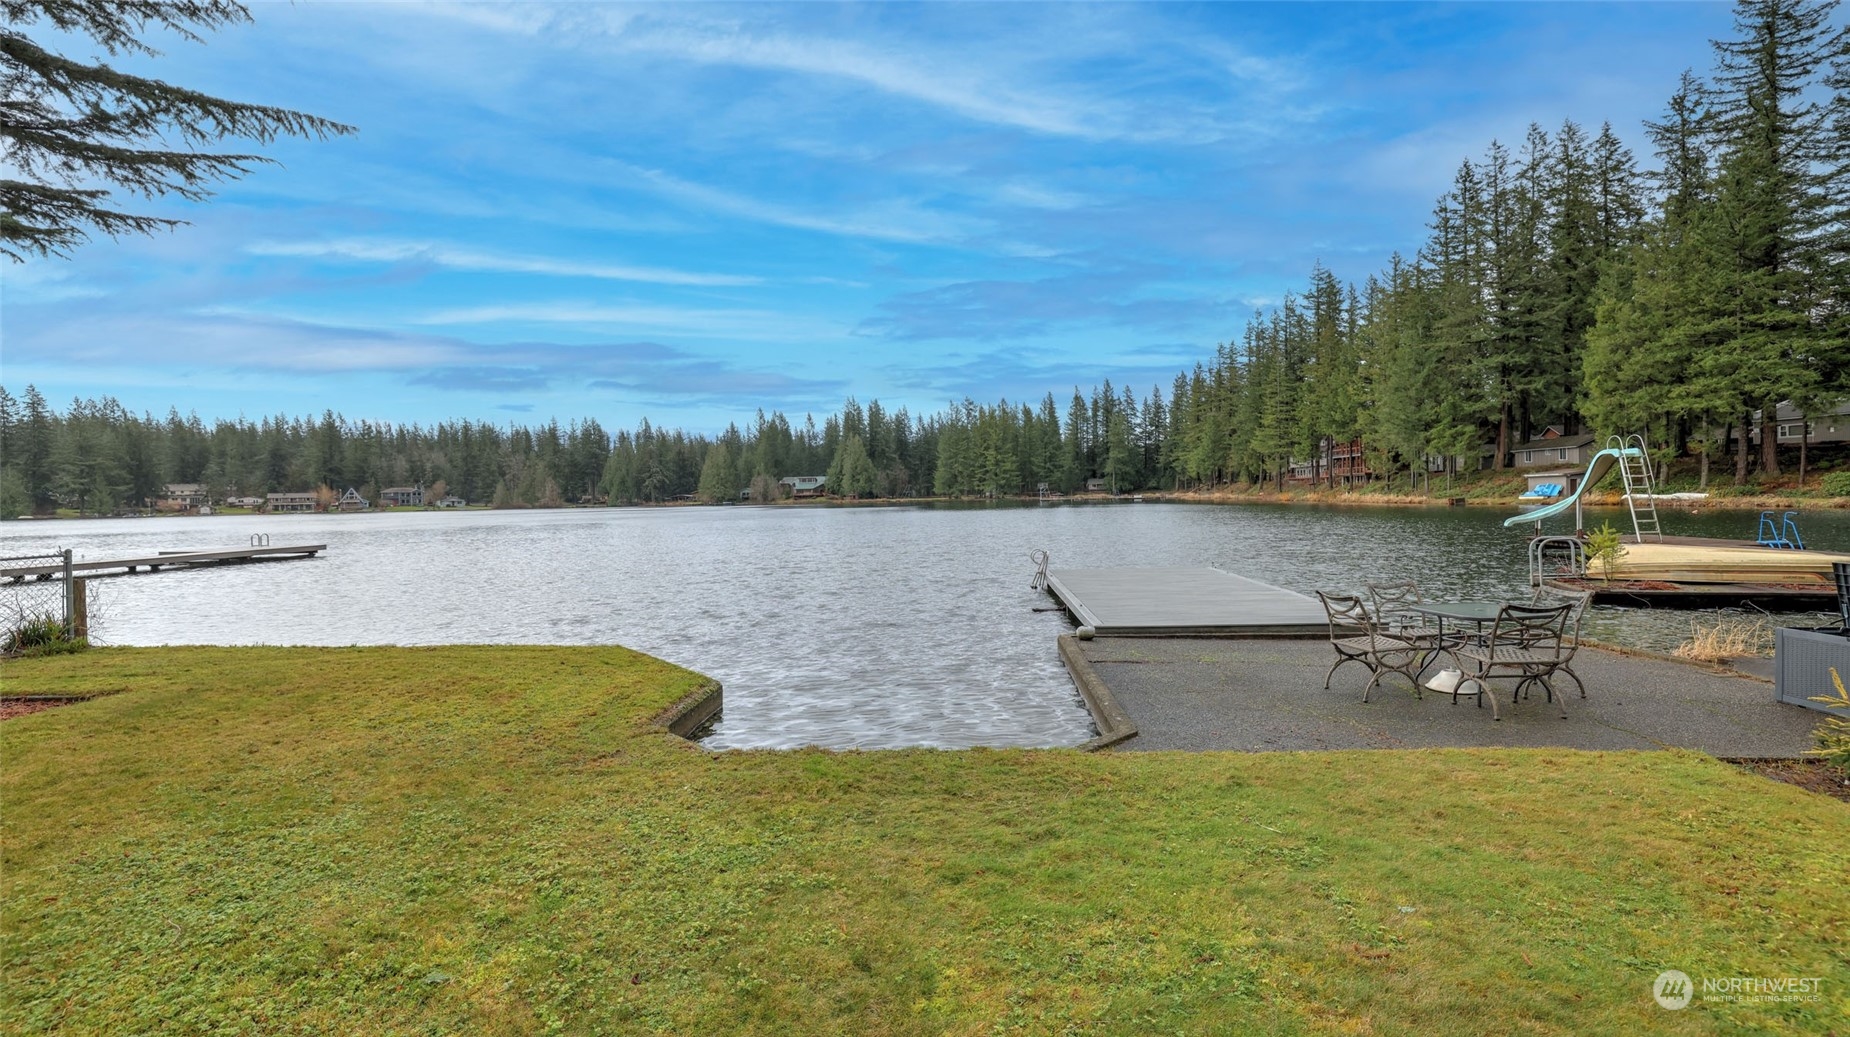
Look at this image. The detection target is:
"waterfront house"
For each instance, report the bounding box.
[435,495,466,508]
[266,492,318,514]
[1328,437,1370,486]
[226,496,264,509]
[1511,428,1597,468]
[1287,437,1374,486]
[1742,399,1850,446]
[161,483,208,509]
[779,475,828,498]
[338,488,371,512]
[1084,477,1108,492]
[380,484,424,507]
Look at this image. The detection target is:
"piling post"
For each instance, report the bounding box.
[61,549,74,632]
[70,578,88,640]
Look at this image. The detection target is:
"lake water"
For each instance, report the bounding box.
[6,501,1845,749]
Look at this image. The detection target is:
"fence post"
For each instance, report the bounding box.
[70,578,88,640]
[61,549,73,632]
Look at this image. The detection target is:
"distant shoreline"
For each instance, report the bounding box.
[10,487,1849,522]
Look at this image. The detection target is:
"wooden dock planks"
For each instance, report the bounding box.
[0,544,326,581]
[1546,577,1836,609]
[1044,567,1327,636]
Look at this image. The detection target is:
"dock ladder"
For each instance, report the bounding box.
[1611,434,1663,543]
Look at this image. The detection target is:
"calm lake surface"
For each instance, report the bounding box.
[7,502,1846,749]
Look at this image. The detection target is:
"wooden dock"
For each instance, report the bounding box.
[1044,567,1327,636]
[1545,577,1836,610]
[1,544,326,581]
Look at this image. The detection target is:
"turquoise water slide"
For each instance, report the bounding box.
[1501,446,1642,528]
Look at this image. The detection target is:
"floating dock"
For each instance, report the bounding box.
[1544,577,1836,609]
[1,544,326,581]
[1044,567,1326,636]
[1601,538,1850,586]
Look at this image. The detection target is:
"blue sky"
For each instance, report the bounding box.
[5,2,1741,432]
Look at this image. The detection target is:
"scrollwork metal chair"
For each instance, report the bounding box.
[1364,579,1446,672]
[1317,591,1425,702]
[1450,601,1577,720]
[1528,586,1591,700]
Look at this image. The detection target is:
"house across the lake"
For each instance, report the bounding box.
[379,485,423,507]
[225,495,264,509]
[1743,399,1850,446]
[779,475,828,498]
[161,483,207,509]
[266,492,318,514]
[434,495,466,508]
[338,487,370,512]
[1511,427,1597,468]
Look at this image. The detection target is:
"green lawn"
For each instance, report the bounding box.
[3,647,1845,1035]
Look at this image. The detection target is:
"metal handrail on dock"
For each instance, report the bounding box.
[0,544,325,581]
[1528,535,1586,587]
[1029,549,1051,590]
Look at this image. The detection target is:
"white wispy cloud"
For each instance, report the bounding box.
[394,4,1295,145]
[248,238,762,287]
[986,179,1096,211]
[613,21,1102,139]
[411,300,847,342]
[618,164,988,245]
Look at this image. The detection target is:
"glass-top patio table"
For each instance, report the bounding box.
[1408,601,1510,682]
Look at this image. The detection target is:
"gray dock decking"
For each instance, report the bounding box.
[1045,567,1326,636]
[1,544,326,581]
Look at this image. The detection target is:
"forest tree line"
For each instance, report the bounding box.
[3,0,1846,515]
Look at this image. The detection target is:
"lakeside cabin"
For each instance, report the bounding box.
[266,492,318,514]
[1512,427,1597,468]
[380,485,424,507]
[160,483,208,510]
[779,475,827,499]
[338,488,370,512]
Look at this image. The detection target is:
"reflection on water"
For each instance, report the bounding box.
[6,501,1844,748]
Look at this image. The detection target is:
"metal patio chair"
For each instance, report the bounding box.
[1364,579,1446,671]
[1528,586,1592,700]
[1316,591,1425,701]
[1451,601,1577,721]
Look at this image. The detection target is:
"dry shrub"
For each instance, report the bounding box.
[1673,615,1774,662]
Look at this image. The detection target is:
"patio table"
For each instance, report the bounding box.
[1408,601,1507,678]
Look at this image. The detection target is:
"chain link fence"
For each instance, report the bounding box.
[1,550,79,650]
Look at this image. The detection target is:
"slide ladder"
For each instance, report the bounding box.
[1612,434,1662,543]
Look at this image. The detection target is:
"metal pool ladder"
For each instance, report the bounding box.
[1612,434,1662,543]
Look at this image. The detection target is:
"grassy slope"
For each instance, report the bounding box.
[2,647,1845,1036]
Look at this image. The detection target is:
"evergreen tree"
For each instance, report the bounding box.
[2,0,356,259]
[696,442,737,504]
[1708,0,1842,474]
[825,434,877,498]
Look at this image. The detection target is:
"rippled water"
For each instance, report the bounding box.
[6,501,1846,749]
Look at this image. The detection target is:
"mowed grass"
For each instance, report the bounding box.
[2,648,1846,1036]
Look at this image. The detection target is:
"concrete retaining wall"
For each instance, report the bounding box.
[1058,634,1138,751]
[655,678,723,740]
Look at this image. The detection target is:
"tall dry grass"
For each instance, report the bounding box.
[1673,614,1775,661]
